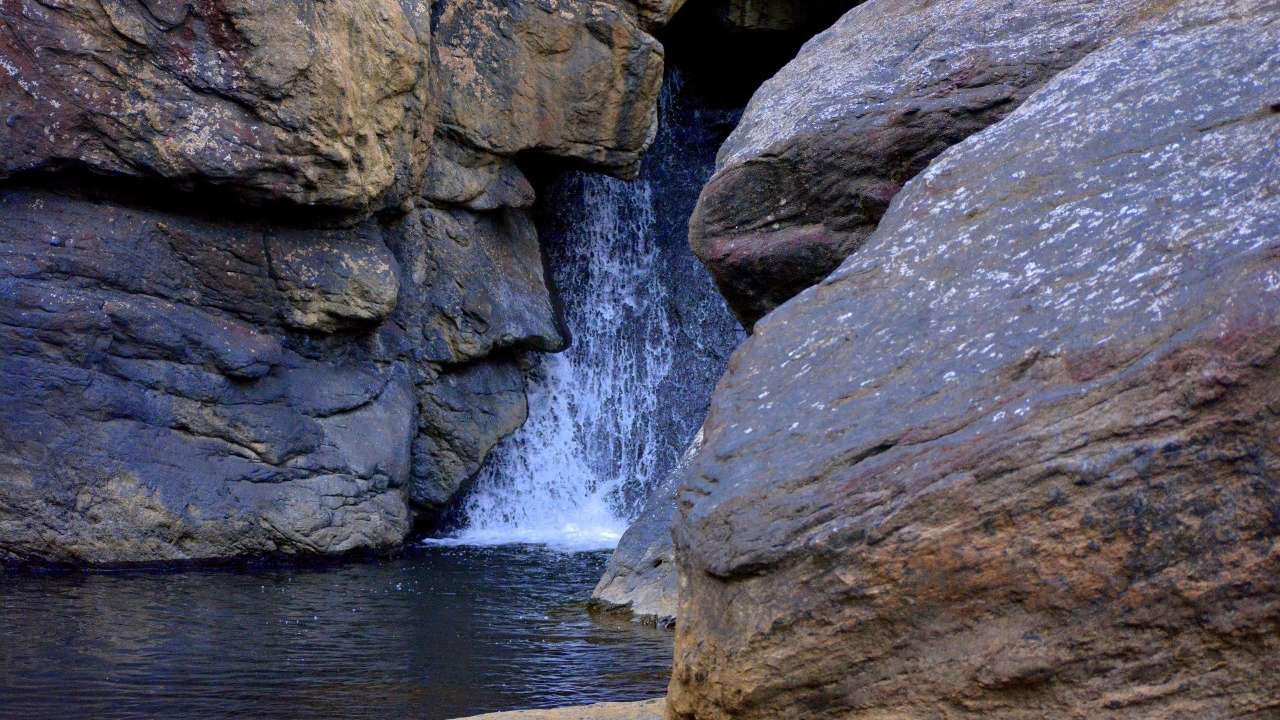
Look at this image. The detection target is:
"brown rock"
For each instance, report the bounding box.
[0,0,433,211]
[267,225,401,333]
[432,0,664,177]
[448,699,665,720]
[690,0,1171,328]
[669,4,1280,718]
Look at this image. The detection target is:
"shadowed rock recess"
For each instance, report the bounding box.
[670,1,1280,717]
[0,0,669,564]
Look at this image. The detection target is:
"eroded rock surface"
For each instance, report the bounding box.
[690,0,1172,327]
[0,0,675,564]
[0,188,415,562]
[0,0,433,211]
[433,0,664,177]
[670,5,1280,717]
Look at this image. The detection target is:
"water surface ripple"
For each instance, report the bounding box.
[0,546,671,720]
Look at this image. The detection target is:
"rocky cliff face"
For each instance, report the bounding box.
[689,0,1179,328]
[0,0,669,564]
[669,1,1280,717]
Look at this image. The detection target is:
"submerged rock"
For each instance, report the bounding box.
[592,430,703,625]
[448,699,665,720]
[690,0,1174,327]
[670,4,1280,718]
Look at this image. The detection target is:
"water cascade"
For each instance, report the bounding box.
[440,73,744,551]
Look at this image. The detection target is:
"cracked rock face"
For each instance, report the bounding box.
[0,189,417,562]
[670,4,1280,718]
[0,0,434,211]
[690,0,1173,328]
[0,0,670,564]
[432,0,664,178]
[0,180,563,563]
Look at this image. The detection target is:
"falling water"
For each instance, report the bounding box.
[444,173,673,550]
[434,71,743,552]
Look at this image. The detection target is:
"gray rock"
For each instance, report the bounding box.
[0,188,417,562]
[592,429,703,625]
[690,0,1173,327]
[389,203,565,365]
[0,182,553,563]
[411,360,530,513]
[670,4,1280,718]
[267,225,401,334]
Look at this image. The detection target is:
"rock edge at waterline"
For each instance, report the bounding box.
[448,699,665,720]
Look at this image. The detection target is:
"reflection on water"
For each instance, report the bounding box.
[0,546,671,720]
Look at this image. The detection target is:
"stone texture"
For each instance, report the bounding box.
[389,201,564,365]
[448,699,665,720]
[669,5,1280,718]
[629,0,689,31]
[0,0,687,564]
[411,359,530,513]
[0,188,415,563]
[591,429,701,625]
[717,0,856,32]
[689,0,1173,327]
[432,0,664,178]
[0,0,433,211]
[0,176,567,563]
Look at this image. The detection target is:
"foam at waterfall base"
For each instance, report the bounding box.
[422,524,624,554]
[426,489,628,552]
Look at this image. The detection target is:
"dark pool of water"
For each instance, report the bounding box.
[0,545,671,720]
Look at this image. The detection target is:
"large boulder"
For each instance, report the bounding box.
[0,0,433,211]
[690,0,1171,328]
[669,5,1280,719]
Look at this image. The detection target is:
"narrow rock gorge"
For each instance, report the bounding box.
[3,0,1278,718]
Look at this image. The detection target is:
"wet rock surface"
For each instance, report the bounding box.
[0,0,672,564]
[591,431,701,625]
[690,0,1173,327]
[670,4,1280,718]
[449,699,665,720]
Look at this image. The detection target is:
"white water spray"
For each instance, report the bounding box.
[437,171,676,552]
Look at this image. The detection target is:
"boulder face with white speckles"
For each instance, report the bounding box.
[689,0,1179,328]
[669,3,1280,718]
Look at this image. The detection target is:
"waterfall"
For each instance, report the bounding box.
[444,173,673,550]
[434,71,744,552]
